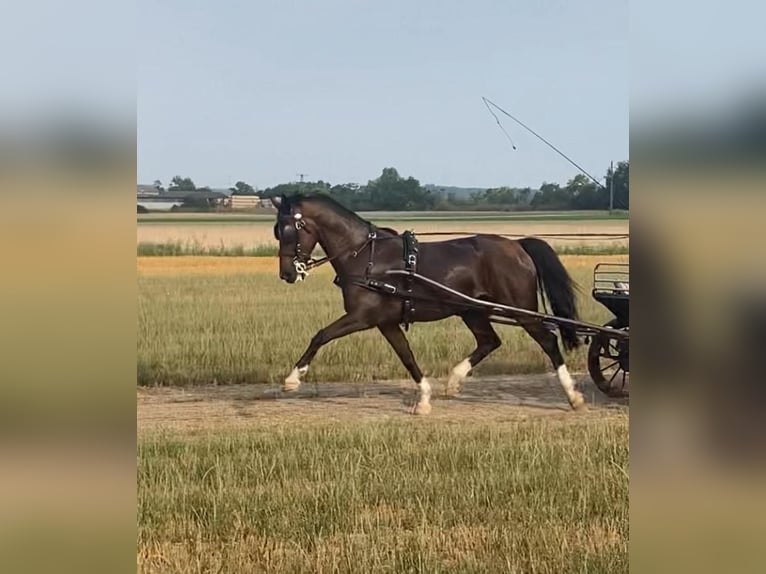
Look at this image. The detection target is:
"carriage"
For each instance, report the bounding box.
[587,263,629,397]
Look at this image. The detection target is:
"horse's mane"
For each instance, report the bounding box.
[289,194,399,235]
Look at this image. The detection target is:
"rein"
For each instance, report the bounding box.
[290,216,397,280]
[303,229,379,272]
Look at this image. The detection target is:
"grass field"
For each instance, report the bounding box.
[137,255,626,387]
[137,252,629,573]
[136,213,629,254]
[137,209,630,224]
[138,415,628,573]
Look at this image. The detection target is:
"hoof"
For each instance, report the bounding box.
[445,373,464,397]
[444,383,462,397]
[412,401,432,416]
[282,366,306,393]
[445,360,470,396]
[282,380,301,393]
[569,392,586,412]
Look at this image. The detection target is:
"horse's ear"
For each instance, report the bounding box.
[270,195,282,209]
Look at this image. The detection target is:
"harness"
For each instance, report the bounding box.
[401,230,418,330]
[279,210,419,329]
[337,229,419,330]
[308,233,378,275]
[298,225,379,278]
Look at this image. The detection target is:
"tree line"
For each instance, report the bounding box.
[261,162,628,211]
[151,176,258,195]
[154,161,628,212]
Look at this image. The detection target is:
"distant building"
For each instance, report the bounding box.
[137,184,162,196]
[229,194,260,209]
[227,193,274,210]
[137,185,227,211]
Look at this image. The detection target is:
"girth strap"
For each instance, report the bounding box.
[401,230,418,330]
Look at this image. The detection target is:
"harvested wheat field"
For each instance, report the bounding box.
[137,216,629,251]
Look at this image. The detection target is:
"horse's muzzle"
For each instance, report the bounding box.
[280,271,298,283]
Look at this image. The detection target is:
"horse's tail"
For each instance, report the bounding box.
[519,237,580,350]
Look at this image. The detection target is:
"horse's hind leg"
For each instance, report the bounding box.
[377,323,432,415]
[523,322,585,411]
[446,312,502,396]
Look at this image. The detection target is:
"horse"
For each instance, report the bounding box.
[270,193,584,414]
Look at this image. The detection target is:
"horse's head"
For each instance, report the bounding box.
[271,194,319,283]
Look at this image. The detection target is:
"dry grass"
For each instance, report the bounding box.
[137,255,627,386]
[138,416,628,573]
[137,219,629,250]
[137,252,629,573]
[137,256,279,276]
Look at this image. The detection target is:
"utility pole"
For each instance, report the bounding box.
[296,173,308,183]
[609,160,614,214]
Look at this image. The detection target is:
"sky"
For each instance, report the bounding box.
[137,0,628,190]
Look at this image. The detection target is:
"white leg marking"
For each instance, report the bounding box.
[283,365,308,392]
[556,364,575,394]
[413,377,432,415]
[453,358,472,379]
[557,364,585,410]
[446,358,472,395]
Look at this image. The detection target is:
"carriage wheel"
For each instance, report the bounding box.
[588,320,629,398]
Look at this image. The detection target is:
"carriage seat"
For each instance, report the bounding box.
[613,281,630,295]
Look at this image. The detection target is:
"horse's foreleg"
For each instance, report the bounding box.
[283,314,371,392]
[377,323,432,415]
[446,312,501,396]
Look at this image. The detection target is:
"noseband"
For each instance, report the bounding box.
[291,216,312,280]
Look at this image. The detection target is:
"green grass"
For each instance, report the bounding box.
[137,240,279,257]
[138,417,628,573]
[556,244,629,256]
[137,241,627,258]
[137,263,617,386]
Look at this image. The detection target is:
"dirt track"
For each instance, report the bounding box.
[138,373,628,433]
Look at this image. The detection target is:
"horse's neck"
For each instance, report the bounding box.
[309,205,370,265]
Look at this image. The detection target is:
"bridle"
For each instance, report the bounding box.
[275,212,311,281]
[277,211,381,281]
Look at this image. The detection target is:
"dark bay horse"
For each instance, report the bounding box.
[271,193,584,414]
